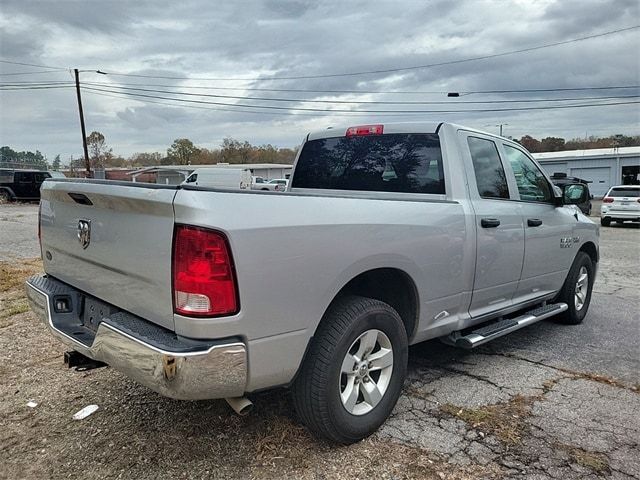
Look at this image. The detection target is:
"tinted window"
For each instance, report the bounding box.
[503,145,552,202]
[15,172,32,183]
[0,170,13,183]
[292,133,444,194]
[34,173,49,183]
[467,137,509,199]
[609,187,640,197]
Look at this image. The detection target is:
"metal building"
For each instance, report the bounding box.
[533,146,640,198]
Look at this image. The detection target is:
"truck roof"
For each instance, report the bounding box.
[307,121,442,140]
[306,121,508,141]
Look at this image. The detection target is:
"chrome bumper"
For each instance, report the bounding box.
[25,275,247,400]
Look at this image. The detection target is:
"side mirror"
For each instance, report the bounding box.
[562,183,587,205]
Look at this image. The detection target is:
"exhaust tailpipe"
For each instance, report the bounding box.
[225,396,253,416]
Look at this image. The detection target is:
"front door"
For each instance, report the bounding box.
[460,132,525,318]
[500,143,575,302]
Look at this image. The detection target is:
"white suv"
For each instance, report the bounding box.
[600,185,640,226]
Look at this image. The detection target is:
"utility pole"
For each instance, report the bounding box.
[74,69,91,178]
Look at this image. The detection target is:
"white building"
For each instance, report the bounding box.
[130,163,293,185]
[533,146,640,197]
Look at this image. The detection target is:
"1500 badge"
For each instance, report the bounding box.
[560,236,580,248]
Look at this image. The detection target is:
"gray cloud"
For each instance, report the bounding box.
[0,0,638,161]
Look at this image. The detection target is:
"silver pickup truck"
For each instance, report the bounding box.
[26,122,598,443]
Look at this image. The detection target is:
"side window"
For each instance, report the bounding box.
[467,136,509,199]
[185,173,197,183]
[15,172,32,183]
[503,145,553,202]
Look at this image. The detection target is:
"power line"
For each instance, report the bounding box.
[81,85,640,114]
[0,59,66,70]
[0,85,74,91]
[0,70,69,76]
[94,25,640,82]
[2,78,639,96]
[78,82,639,105]
[85,82,640,95]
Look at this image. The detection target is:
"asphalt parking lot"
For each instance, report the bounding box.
[0,203,638,479]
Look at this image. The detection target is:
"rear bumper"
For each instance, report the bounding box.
[600,210,640,221]
[25,275,247,400]
[601,209,640,220]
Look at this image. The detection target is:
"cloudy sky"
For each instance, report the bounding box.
[1,0,639,162]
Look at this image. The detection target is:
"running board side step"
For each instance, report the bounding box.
[448,303,568,349]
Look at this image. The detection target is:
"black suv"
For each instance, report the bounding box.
[0,169,62,202]
[549,173,593,215]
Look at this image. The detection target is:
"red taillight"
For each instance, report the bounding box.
[345,124,384,137]
[173,225,238,317]
[603,197,614,203]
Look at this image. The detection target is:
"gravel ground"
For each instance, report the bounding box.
[0,203,40,261]
[0,204,638,479]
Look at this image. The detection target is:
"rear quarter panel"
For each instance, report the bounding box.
[173,189,471,390]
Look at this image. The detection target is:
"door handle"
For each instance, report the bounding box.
[481,218,500,228]
[527,218,543,227]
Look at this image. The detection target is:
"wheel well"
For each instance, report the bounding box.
[579,241,598,264]
[332,268,419,341]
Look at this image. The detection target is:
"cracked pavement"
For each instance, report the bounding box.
[377,224,640,479]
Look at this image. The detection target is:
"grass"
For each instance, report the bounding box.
[440,394,535,444]
[556,444,610,474]
[0,258,42,293]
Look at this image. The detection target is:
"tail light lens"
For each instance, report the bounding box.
[173,225,239,317]
[346,124,384,137]
[603,197,614,203]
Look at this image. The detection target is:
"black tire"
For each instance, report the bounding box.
[600,217,610,226]
[292,295,408,444]
[555,252,594,325]
[0,190,11,203]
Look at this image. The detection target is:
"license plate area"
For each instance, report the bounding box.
[82,297,115,334]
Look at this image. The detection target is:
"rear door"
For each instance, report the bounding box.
[13,171,34,198]
[500,143,574,301]
[459,131,525,318]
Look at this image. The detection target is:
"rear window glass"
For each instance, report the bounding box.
[609,188,640,197]
[0,170,13,183]
[292,133,445,194]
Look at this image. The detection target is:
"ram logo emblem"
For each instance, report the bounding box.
[77,219,91,249]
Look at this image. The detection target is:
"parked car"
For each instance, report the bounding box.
[258,178,289,191]
[0,169,58,202]
[600,185,640,226]
[182,167,252,190]
[26,122,597,444]
[549,173,593,215]
[251,176,265,189]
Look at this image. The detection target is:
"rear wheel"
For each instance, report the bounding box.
[0,190,11,203]
[600,217,610,226]
[292,295,408,444]
[556,252,594,325]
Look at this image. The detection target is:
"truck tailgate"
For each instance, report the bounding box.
[40,180,177,330]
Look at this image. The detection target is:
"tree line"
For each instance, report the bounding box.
[2,131,638,172]
[516,133,639,153]
[65,133,299,171]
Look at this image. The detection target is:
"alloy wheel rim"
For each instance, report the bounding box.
[339,329,393,415]
[574,266,589,311]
